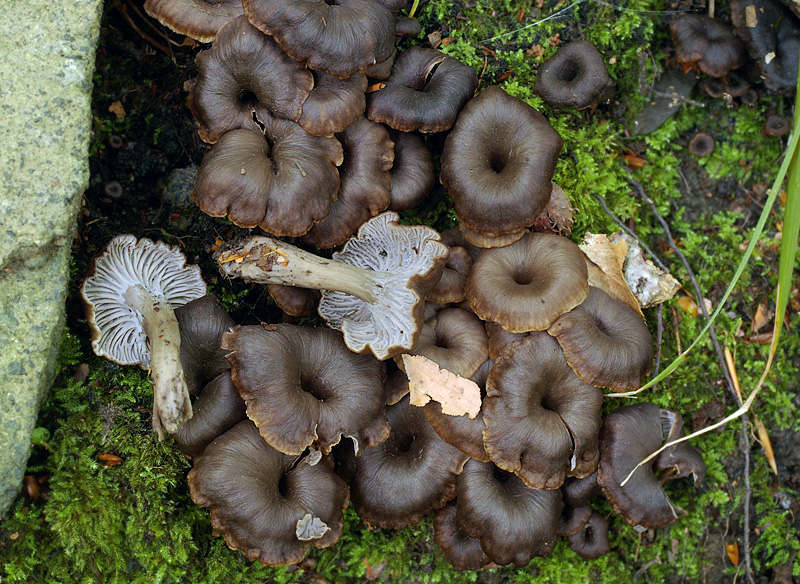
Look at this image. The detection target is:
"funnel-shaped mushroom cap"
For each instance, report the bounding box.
[567,511,611,559]
[243,0,396,79]
[187,16,313,144]
[175,294,236,395]
[188,420,349,565]
[402,307,489,379]
[670,15,746,78]
[337,396,469,529]
[559,503,593,537]
[731,0,800,95]
[434,501,490,571]
[221,323,390,456]
[440,86,563,236]
[173,372,246,458]
[298,71,368,137]
[318,212,449,359]
[466,232,589,333]
[483,332,603,489]
[144,0,243,43]
[367,46,479,133]
[562,472,601,508]
[456,459,562,566]
[548,287,654,392]
[597,403,702,530]
[302,117,394,248]
[191,124,342,237]
[387,129,435,211]
[424,358,492,462]
[654,410,707,486]
[534,41,615,109]
[485,322,529,361]
[81,235,206,370]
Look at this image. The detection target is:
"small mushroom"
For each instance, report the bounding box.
[687,132,715,157]
[188,420,349,565]
[764,113,791,137]
[533,40,615,109]
[669,14,746,78]
[81,235,207,438]
[567,511,611,559]
[267,284,320,317]
[297,71,368,137]
[217,212,448,360]
[433,501,490,571]
[386,129,436,211]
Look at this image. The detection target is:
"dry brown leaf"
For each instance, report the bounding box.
[401,354,482,418]
[532,182,575,236]
[677,295,698,316]
[108,100,126,120]
[725,541,739,566]
[753,417,778,475]
[752,302,773,333]
[579,233,643,316]
[723,346,743,404]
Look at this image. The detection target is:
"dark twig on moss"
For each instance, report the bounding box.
[628,176,754,582]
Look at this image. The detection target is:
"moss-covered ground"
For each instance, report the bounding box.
[1,0,799,582]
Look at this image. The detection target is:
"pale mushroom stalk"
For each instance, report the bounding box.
[217,212,449,360]
[123,284,192,437]
[218,237,381,303]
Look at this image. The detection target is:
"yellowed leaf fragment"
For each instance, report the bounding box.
[753,417,778,475]
[401,354,482,418]
[580,233,643,316]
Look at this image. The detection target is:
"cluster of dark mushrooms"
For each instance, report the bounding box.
[79,0,708,572]
[668,0,799,153]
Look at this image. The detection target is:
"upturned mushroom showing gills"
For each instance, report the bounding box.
[216,212,448,360]
[188,420,350,566]
[81,235,207,438]
[221,323,391,456]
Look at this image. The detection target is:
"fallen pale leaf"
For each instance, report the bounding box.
[579,233,642,316]
[612,232,682,307]
[108,100,126,120]
[725,541,739,566]
[752,302,773,333]
[677,295,698,316]
[401,354,482,418]
[753,417,778,475]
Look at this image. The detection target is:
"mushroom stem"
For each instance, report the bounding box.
[217,236,384,303]
[124,284,193,438]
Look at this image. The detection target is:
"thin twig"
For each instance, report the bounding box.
[741,416,755,584]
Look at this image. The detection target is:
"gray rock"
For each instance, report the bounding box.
[158,165,199,208]
[0,0,102,517]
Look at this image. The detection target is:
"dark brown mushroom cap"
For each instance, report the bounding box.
[688,132,715,157]
[175,294,236,395]
[427,245,473,304]
[191,123,342,237]
[221,324,391,456]
[395,15,422,37]
[547,287,654,392]
[669,15,746,78]
[731,0,800,95]
[173,372,246,458]
[298,72,368,137]
[365,49,397,80]
[424,358,492,462]
[188,420,349,565]
[187,16,313,144]
[367,46,478,133]
[723,71,750,97]
[567,511,611,559]
[466,232,589,333]
[302,117,394,248]
[654,410,707,486]
[242,0,397,79]
[144,0,243,43]
[597,403,695,530]
[433,501,490,571]
[483,332,603,489]
[533,40,615,109]
[337,395,469,529]
[440,86,563,236]
[267,284,321,317]
[402,307,488,379]
[764,113,791,137]
[387,129,435,211]
[456,459,562,566]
